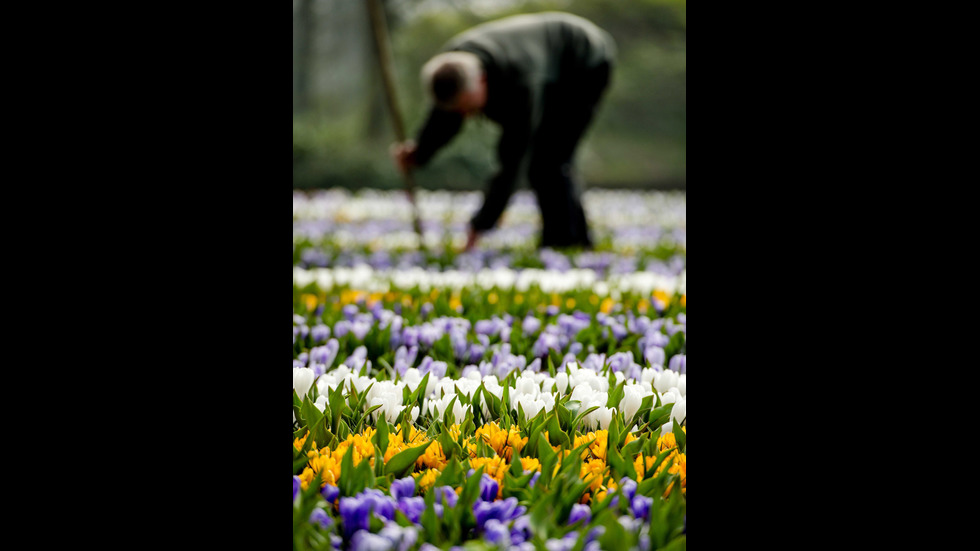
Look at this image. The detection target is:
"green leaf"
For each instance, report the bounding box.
[433,457,464,490]
[648,403,675,427]
[420,483,442,543]
[339,442,355,496]
[329,384,346,436]
[439,425,462,462]
[537,434,557,488]
[607,440,637,480]
[459,466,487,510]
[409,372,430,410]
[375,415,390,456]
[482,387,500,419]
[509,444,524,478]
[621,435,646,459]
[572,406,600,435]
[547,412,569,448]
[672,419,685,451]
[384,441,431,478]
[443,395,459,427]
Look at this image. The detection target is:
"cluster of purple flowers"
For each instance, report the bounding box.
[294,300,687,389]
[295,243,686,279]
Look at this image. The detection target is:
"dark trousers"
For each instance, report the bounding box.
[529,61,612,249]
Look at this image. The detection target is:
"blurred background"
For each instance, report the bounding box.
[292,0,686,192]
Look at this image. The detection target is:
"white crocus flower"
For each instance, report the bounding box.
[370,397,403,424]
[653,370,679,394]
[538,392,556,413]
[677,375,686,397]
[314,394,329,413]
[516,394,543,420]
[640,367,658,385]
[402,368,422,393]
[620,385,644,422]
[670,397,686,425]
[554,372,569,394]
[593,406,615,430]
[516,374,539,398]
[293,367,314,400]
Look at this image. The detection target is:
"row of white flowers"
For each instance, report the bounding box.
[293,266,687,298]
[293,360,686,434]
[293,189,686,229]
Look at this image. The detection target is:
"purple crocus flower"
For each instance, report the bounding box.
[419,323,443,348]
[311,324,331,343]
[532,331,560,358]
[390,477,415,500]
[309,339,339,368]
[469,344,486,364]
[475,320,496,336]
[625,363,642,381]
[607,352,634,373]
[619,477,638,501]
[483,519,511,547]
[429,360,448,380]
[339,496,372,537]
[568,503,591,525]
[420,303,433,318]
[310,508,333,529]
[473,497,525,527]
[645,345,666,367]
[342,304,359,320]
[361,489,396,521]
[631,495,653,520]
[389,317,403,349]
[396,497,425,523]
[479,474,498,502]
[293,476,300,502]
[528,472,541,488]
[546,305,559,316]
[434,486,458,508]
[526,357,542,373]
[510,515,532,545]
[321,484,339,504]
[646,331,669,348]
[522,316,541,336]
[581,353,605,372]
[401,326,419,348]
[334,320,351,339]
[351,319,372,341]
[669,354,686,374]
[345,346,368,369]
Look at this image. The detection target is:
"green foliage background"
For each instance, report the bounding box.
[293,0,686,191]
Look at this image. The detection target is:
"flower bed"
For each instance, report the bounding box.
[293,189,686,550]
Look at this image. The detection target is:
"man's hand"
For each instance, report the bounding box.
[390,140,418,174]
[464,226,480,252]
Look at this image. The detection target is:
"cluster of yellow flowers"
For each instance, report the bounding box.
[295,422,685,501]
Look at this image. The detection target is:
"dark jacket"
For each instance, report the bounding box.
[412,12,615,235]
